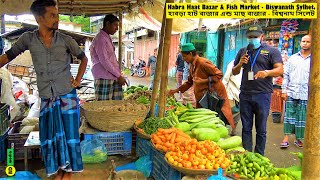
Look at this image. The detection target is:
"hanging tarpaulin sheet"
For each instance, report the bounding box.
[0,0,33,15]
[125,0,243,33]
[125,0,199,33]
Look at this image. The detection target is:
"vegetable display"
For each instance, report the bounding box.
[151,128,192,152]
[217,136,242,150]
[137,117,172,135]
[227,152,300,180]
[165,139,231,170]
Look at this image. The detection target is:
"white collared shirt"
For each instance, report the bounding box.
[282,51,311,100]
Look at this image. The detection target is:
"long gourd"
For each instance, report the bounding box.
[217,136,242,150]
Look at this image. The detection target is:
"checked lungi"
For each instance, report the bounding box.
[39,89,83,176]
[283,97,307,140]
[94,79,123,100]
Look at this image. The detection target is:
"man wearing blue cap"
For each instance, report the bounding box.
[168,43,236,131]
[232,24,283,155]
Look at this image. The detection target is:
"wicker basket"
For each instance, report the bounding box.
[82,100,149,132]
[151,141,166,154]
[133,123,151,140]
[164,157,218,175]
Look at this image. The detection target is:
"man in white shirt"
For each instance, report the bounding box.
[280,35,311,149]
[223,60,242,104]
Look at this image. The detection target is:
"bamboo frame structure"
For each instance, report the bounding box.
[2,1,320,178]
[302,0,320,179]
[158,0,174,118]
[150,1,167,117]
[118,13,123,68]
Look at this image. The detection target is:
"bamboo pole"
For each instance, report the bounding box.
[118,13,123,68]
[302,1,320,179]
[149,3,167,117]
[158,0,174,118]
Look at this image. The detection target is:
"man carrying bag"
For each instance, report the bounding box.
[168,43,235,133]
[199,76,228,126]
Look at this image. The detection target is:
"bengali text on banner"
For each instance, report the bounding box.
[166,3,317,19]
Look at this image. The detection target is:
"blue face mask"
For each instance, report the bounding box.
[248,38,261,49]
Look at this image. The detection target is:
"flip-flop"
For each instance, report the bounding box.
[294,141,303,148]
[280,142,289,148]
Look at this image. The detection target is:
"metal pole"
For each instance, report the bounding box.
[302,1,320,179]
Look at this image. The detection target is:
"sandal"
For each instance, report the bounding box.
[280,142,289,148]
[294,141,303,148]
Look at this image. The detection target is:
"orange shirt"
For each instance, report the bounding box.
[178,56,235,128]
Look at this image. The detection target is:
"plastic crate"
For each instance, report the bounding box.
[0,104,10,135]
[151,147,181,180]
[136,137,154,158]
[8,121,41,160]
[0,127,10,162]
[132,128,137,156]
[84,131,132,155]
[271,89,284,113]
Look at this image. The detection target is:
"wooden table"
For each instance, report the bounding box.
[24,131,40,170]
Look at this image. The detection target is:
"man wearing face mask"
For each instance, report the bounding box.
[232,25,283,155]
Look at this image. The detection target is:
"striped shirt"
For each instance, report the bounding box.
[282,51,311,100]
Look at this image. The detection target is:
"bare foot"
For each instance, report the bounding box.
[54,170,63,180]
[62,172,72,180]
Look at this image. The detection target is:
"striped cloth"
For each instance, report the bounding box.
[39,89,83,177]
[283,97,307,140]
[94,79,123,100]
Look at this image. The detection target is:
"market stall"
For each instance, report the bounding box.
[1,0,320,179]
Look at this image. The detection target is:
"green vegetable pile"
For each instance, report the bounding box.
[137,95,150,104]
[124,85,149,94]
[227,152,299,180]
[138,117,172,135]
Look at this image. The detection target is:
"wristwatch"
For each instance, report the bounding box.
[264,70,270,76]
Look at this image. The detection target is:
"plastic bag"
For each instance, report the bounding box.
[0,67,20,121]
[27,90,40,118]
[115,162,137,172]
[21,117,39,126]
[19,125,35,134]
[80,138,108,163]
[135,156,152,177]
[0,171,41,180]
[11,76,29,103]
[207,168,227,180]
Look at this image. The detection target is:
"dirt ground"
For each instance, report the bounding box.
[0,75,302,179]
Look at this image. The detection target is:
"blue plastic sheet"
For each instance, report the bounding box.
[207,168,228,180]
[0,171,41,180]
[135,156,152,177]
[115,162,137,171]
[114,156,152,177]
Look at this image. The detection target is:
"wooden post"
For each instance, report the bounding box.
[302,1,320,179]
[158,0,174,118]
[118,12,123,68]
[149,4,167,117]
[0,14,5,34]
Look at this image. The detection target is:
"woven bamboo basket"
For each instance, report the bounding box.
[133,123,151,140]
[164,157,218,175]
[151,141,166,154]
[82,100,149,132]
